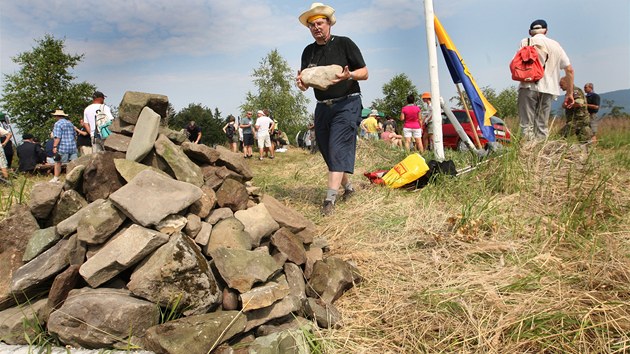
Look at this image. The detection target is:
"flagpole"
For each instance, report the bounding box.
[456,85,483,149]
[423,0,444,161]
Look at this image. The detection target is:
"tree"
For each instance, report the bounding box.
[169,103,225,145]
[0,34,96,141]
[601,99,629,118]
[241,49,310,139]
[371,73,418,118]
[448,85,518,119]
[493,86,518,119]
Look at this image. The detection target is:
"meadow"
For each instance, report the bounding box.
[1,117,629,353]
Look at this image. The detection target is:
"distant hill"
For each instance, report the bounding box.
[552,88,629,116]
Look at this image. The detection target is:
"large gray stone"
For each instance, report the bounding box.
[284,262,306,301]
[240,274,290,312]
[50,189,88,226]
[300,64,343,91]
[206,207,233,225]
[261,194,316,234]
[213,145,253,181]
[113,158,169,182]
[205,217,252,256]
[0,298,49,345]
[56,199,106,237]
[47,287,159,349]
[63,164,85,191]
[126,106,161,162]
[154,134,204,187]
[155,214,188,235]
[76,199,127,245]
[234,203,280,247]
[302,297,342,329]
[181,141,220,165]
[118,91,169,125]
[81,151,126,203]
[244,295,302,332]
[11,238,70,293]
[189,185,216,219]
[103,132,132,153]
[142,311,246,354]
[271,227,307,266]
[128,233,221,316]
[0,205,41,310]
[215,178,249,212]
[247,328,310,354]
[28,181,63,219]
[79,224,169,288]
[109,169,203,227]
[306,257,362,304]
[158,126,187,144]
[22,226,60,262]
[210,247,281,293]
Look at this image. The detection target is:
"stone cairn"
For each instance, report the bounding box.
[0,91,361,354]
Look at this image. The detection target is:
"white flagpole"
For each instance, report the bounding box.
[423,0,444,161]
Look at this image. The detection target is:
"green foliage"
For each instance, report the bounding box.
[158,293,186,324]
[241,49,310,139]
[169,103,225,145]
[371,73,418,118]
[601,99,628,118]
[448,85,518,119]
[493,86,519,118]
[0,34,96,141]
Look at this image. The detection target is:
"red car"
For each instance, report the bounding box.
[439,109,511,150]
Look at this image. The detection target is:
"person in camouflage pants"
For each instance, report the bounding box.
[559,76,593,143]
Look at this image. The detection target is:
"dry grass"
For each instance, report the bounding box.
[252,136,630,353]
[2,127,629,353]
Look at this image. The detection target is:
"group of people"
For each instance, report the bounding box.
[516,19,600,144]
[0,91,115,183]
[360,92,434,152]
[220,109,288,160]
[294,3,598,216]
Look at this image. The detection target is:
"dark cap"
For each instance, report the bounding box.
[22,133,34,140]
[92,91,106,99]
[530,19,547,30]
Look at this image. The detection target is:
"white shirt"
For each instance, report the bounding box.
[518,33,571,97]
[255,115,274,136]
[83,103,114,135]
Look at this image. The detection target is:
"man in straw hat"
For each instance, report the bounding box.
[50,109,77,182]
[296,2,368,216]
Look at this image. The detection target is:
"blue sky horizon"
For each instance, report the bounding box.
[1,0,628,121]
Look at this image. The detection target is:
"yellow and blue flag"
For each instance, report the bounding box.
[434,16,496,142]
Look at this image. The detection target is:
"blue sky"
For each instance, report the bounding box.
[1,0,628,120]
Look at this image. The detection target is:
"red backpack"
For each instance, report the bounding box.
[510,38,546,82]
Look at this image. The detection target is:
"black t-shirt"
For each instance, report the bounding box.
[586,92,600,114]
[301,35,366,101]
[186,125,201,142]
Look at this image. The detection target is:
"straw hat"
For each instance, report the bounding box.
[52,109,68,117]
[299,3,336,27]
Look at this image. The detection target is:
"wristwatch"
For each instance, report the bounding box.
[348,71,354,80]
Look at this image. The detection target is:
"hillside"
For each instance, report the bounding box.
[552,88,629,116]
[248,120,630,352]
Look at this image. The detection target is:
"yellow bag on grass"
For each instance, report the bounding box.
[382,153,430,188]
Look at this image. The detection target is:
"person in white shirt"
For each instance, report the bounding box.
[83,91,114,152]
[254,110,275,160]
[517,19,574,141]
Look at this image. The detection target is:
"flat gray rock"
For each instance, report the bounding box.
[109,169,202,227]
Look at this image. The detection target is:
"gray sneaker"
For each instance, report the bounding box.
[320,200,335,216]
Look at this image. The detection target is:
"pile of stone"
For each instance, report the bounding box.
[0,91,361,354]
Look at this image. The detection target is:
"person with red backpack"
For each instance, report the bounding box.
[515,19,574,141]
